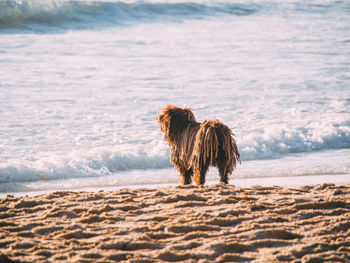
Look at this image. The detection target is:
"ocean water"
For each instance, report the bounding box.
[1,0,350,195]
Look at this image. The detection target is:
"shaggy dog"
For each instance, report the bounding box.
[157,105,240,185]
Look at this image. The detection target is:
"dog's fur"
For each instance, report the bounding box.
[157,105,240,185]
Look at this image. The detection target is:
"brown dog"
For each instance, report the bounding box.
[157,105,240,185]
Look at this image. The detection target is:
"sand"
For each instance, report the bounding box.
[0,183,350,263]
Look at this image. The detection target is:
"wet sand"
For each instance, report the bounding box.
[1,183,350,262]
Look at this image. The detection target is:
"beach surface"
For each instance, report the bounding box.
[1,183,350,263]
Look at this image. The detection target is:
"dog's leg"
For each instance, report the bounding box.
[179,167,193,185]
[218,166,229,184]
[194,165,209,186]
[183,169,193,185]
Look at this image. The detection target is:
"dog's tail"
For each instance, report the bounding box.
[190,120,240,175]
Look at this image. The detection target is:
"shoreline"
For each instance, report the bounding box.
[2,173,350,198]
[1,183,350,262]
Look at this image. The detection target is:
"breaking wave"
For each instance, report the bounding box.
[240,120,350,161]
[0,149,172,184]
[0,0,259,32]
[0,120,349,186]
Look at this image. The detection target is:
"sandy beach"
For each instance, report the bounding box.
[1,183,350,262]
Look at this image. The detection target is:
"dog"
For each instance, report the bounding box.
[157,105,240,185]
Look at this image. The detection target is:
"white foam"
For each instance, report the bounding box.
[0,145,172,184]
[1,121,349,186]
[1,149,349,195]
[238,121,350,160]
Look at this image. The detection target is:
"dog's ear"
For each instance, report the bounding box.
[157,109,172,140]
[157,105,175,123]
[156,112,164,124]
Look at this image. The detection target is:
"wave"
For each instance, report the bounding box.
[0,120,349,186]
[240,120,350,161]
[0,150,172,184]
[1,149,349,194]
[0,0,259,32]
[1,0,348,33]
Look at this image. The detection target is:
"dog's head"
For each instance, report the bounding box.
[157,105,196,143]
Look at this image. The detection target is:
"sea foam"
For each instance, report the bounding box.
[1,121,349,186]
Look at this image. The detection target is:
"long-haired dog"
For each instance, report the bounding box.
[157,105,240,185]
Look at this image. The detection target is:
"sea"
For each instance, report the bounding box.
[1,0,350,196]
